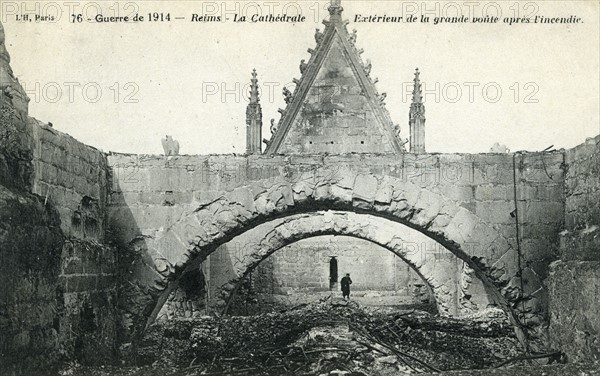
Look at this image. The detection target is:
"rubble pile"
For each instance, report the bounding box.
[126,298,520,375]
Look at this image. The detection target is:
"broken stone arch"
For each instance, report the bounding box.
[126,169,536,343]
[209,211,488,317]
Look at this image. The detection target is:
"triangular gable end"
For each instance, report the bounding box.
[264,1,405,155]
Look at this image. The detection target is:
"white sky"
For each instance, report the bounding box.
[3,0,599,155]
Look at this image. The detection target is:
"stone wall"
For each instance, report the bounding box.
[256,237,403,293]
[108,152,564,331]
[30,118,108,241]
[1,75,108,240]
[0,98,32,190]
[59,240,118,364]
[548,261,600,362]
[0,202,119,371]
[548,135,600,362]
[108,152,565,256]
[0,94,118,370]
[560,135,600,261]
[0,184,64,370]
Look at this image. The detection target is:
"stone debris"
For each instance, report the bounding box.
[60,298,596,375]
[70,299,529,375]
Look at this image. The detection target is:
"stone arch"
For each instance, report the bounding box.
[209,211,485,317]
[124,167,535,344]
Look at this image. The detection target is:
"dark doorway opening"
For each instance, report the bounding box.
[329,256,338,290]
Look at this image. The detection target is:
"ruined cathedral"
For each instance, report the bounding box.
[0,0,599,373]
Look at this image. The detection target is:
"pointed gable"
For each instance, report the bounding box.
[264,1,405,155]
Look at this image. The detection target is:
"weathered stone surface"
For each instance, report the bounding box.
[0,186,63,368]
[545,135,600,360]
[30,119,108,239]
[548,260,600,362]
[0,103,32,190]
[352,174,378,203]
[560,226,600,261]
[564,135,600,233]
[0,185,118,369]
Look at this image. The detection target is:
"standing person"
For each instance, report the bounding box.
[341,273,352,299]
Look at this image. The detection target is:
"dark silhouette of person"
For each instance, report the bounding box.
[341,273,352,299]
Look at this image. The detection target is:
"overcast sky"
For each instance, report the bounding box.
[3,0,599,155]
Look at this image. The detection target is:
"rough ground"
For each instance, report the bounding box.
[46,298,596,375]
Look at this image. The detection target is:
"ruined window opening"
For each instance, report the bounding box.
[329,256,338,290]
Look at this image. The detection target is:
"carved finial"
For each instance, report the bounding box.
[412,68,423,104]
[410,68,426,120]
[283,87,293,104]
[328,0,343,20]
[299,59,308,74]
[349,29,357,45]
[393,124,401,134]
[315,28,324,45]
[364,59,372,75]
[249,69,260,104]
[409,68,426,154]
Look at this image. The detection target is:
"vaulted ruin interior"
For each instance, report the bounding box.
[0,1,599,374]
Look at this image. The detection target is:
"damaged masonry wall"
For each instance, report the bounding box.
[0,87,118,371]
[549,135,600,362]
[108,151,565,340]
